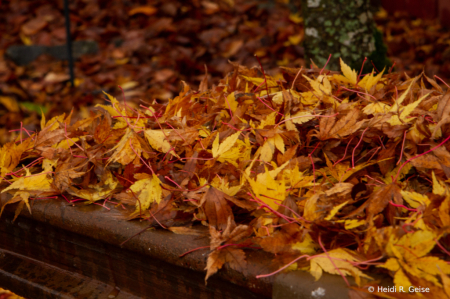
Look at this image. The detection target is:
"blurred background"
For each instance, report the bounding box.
[0,0,449,144]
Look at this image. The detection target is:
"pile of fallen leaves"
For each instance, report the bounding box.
[2,58,450,298]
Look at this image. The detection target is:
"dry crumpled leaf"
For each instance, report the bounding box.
[200,186,235,231]
[205,217,251,283]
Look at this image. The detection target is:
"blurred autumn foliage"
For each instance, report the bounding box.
[0,0,304,143]
[377,10,450,81]
[2,0,450,146]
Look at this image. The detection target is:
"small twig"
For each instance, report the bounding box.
[397,129,407,165]
[352,127,368,169]
[320,54,332,76]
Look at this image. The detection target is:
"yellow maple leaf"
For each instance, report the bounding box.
[1,166,58,219]
[273,134,284,154]
[107,128,142,165]
[259,133,285,162]
[440,195,450,226]
[388,92,430,126]
[303,192,323,221]
[211,176,241,196]
[225,92,238,112]
[383,162,412,184]
[393,268,413,290]
[198,126,211,138]
[288,34,302,45]
[324,200,349,221]
[217,138,251,167]
[378,258,400,272]
[362,102,389,115]
[309,248,372,286]
[257,112,277,129]
[245,164,288,211]
[0,139,31,184]
[409,230,436,257]
[55,137,79,150]
[129,173,162,213]
[333,58,357,85]
[342,219,366,230]
[288,111,316,125]
[97,91,146,130]
[281,165,313,191]
[303,75,332,95]
[67,170,118,203]
[42,158,58,172]
[97,92,126,119]
[256,161,289,184]
[432,171,446,196]
[408,122,426,144]
[387,230,436,262]
[240,75,279,94]
[260,137,276,162]
[292,233,318,254]
[299,91,320,106]
[391,255,450,287]
[388,78,416,113]
[162,82,191,119]
[212,131,241,158]
[357,68,385,91]
[272,91,284,105]
[41,113,67,131]
[401,190,430,208]
[284,116,297,131]
[2,168,53,194]
[68,187,114,203]
[415,257,450,276]
[144,129,172,153]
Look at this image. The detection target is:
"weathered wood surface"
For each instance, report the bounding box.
[0,196,270,299]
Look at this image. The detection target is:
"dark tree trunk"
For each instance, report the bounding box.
[301,0,388,71]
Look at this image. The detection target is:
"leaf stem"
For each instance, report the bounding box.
[397,129,407,165]
[352,127,368,169]
[179,246,210,258]
[394,134,450,182]
[256,254,311,279]
[318,234,350,287]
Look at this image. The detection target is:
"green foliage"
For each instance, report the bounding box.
[366,28,391,73]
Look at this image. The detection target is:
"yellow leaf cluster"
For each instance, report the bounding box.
[67,170,118,203]
[107,128,142,165]
[310,248,372,286]
[145,129,172,153]
[129,173,162,214]
[245,162,289,211]
[260,134,284,162]
[379,228,450,290]
[212,131,241,158]
[97,92,146,130]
